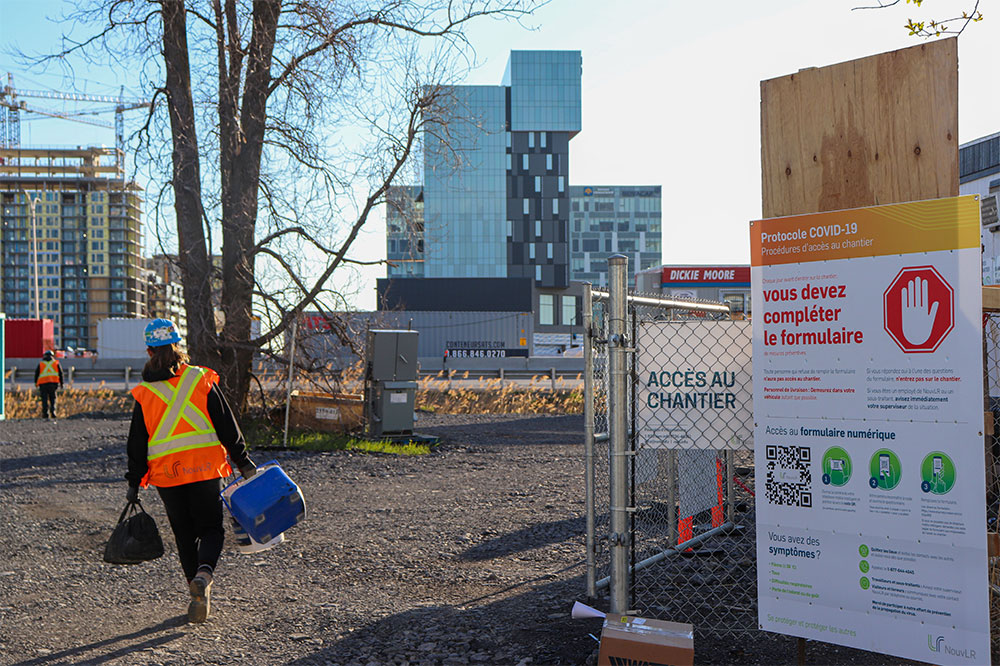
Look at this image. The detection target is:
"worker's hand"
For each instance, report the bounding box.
[126,485,139,504]
[239,463,257,480]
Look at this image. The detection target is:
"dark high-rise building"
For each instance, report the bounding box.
[388,50,581,287]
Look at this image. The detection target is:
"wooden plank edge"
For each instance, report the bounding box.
[983,286,1000,312]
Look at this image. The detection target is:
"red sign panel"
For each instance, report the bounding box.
[882,266,954,353]
[660,266,751,285]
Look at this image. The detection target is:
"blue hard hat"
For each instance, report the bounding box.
[144,318,182,347]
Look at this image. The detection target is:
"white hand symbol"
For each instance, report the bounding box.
[900,276,939,346]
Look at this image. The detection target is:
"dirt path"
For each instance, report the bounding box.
[0,413,915,666]
[0,414,598,665]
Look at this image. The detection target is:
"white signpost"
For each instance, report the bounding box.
[751,196,989,665]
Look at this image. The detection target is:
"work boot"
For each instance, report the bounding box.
[188,569,213,623]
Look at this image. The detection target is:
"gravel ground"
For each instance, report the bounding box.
[0,413,912,665]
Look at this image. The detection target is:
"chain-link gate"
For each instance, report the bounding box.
[584,256,755,636]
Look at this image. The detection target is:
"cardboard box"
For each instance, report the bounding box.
[597,614,694,666]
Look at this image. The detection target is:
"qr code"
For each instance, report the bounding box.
[765,445,812,507]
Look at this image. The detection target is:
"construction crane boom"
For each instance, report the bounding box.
[1,73,151,165]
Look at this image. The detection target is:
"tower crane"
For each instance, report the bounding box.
[1,73,151,167]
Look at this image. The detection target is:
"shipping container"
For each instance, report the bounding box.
[402,311,533,359]
[97,318,157,360]
[296,310,534,364]
[3,319,55,359]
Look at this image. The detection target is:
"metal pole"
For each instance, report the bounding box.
[583,283,596,599]
[667,449,677,547]
[727,449,736,524]
[608,254,629,614]
[282,318,298,448]
[595,521,735,590]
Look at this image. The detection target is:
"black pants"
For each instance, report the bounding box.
[38,384,58,417]
[156,477,225,582]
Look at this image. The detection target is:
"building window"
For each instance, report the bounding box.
[534,176,541,193]
[535,220,541,237]
[552,199,559,215]
[546,243,553,259]
[529,243,536,259]
[528,132,535,148]
[507,220,513,237]
[522,154,529,170]
[540,131,547,148]
[546,154,552,170]
[535,264,542,282]
[523,199,530,215]
[558,176,564,193]
[723,292,746,313]
[506,154,512,171]
[506,132,511,148]
[562,296,577,326]
[539,294,554,325]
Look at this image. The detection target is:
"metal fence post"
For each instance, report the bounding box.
[727,449,737,524]
[583,283,596,599]
[608,254,629,613]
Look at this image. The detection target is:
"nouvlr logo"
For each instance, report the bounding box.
[164,460,211,479]
[928,634,976,660]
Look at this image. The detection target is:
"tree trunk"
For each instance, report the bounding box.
[218,0,281,411]
[161,0,218,370]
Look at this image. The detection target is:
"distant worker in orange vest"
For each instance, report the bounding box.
[124,318,256,623]
[34,350,63,419]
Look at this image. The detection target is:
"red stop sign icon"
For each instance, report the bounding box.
[883,266,954,353]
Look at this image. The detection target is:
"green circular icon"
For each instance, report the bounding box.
[822,446,852,486]
[869,449,901,490]
[859,560,869,573]
[859,544,869,557]
[920,451,956,495]
[859,577,870,590]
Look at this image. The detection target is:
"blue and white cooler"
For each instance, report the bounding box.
[222,461,305,551]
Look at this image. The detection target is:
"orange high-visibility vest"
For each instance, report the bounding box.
[36,360,60,385]
[131,364,231,488]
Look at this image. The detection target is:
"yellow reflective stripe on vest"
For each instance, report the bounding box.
[148,432,223,460]
[38,361,59,379]
[143,366,221,461]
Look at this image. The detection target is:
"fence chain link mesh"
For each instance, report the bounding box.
[590,296,1000,649]
[985,313,1000,654]
[586,284,755,636]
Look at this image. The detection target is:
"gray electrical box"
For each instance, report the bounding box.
[365,330,419,437]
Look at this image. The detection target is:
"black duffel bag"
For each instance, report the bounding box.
[103,499,164,564]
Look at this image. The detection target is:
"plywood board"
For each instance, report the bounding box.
[761,39,958,219]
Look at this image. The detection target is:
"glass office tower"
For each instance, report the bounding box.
[569,185,662,288]
[418,51,583,288]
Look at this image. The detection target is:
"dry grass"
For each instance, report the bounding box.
[415,373,582,415]
[2,385,133,419]
[4,378,582,420]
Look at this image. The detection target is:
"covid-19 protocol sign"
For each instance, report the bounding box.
[751,196,989,665]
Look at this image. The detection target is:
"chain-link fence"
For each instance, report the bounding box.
[984,313,1000,656]
[588,263,1000,652]
[583,258,755,636]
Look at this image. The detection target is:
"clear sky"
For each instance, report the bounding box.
[2,0,997,310]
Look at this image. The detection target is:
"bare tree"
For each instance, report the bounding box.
[27,0,541,411]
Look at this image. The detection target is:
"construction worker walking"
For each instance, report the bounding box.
[34,350,63,419]
[124,319,256,623]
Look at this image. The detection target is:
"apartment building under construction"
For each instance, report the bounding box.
[1,146,144,350]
